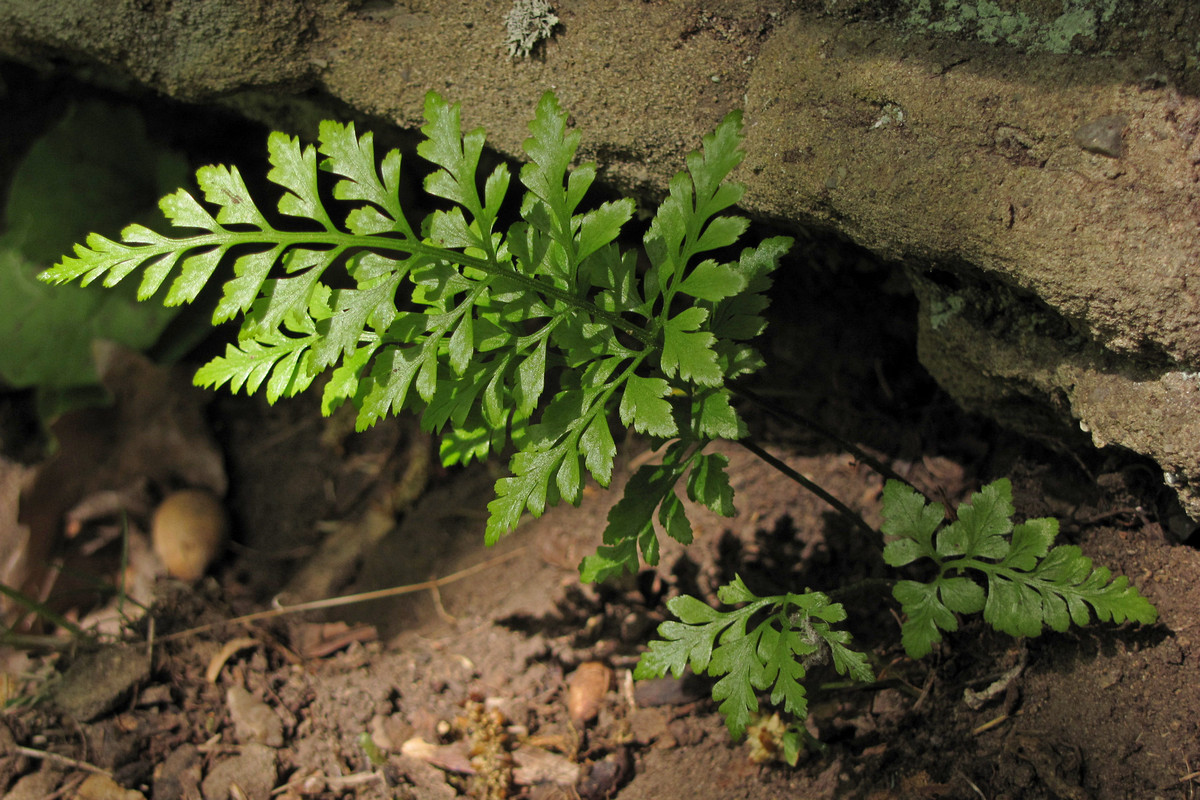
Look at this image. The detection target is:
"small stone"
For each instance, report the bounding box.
[153,744,202,800]
[4,766,63,800]
[226,686,284,746]
[200,743,276,800]
[152,489,227,583]
[1073,115,1127,158]
[75,773,146,800]
[566,662,611,726]
[53,645,150,722]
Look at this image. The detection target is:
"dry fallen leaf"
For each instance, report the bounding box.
[511,745,581,787]
[0,455,34,625]
[12,344,227,627]
[205,637,260,684]
[294,621,378,659]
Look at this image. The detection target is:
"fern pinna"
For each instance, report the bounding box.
[42,91,790,579]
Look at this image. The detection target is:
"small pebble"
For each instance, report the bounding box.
[226,686,283,747]
[566,662,612,726]
[152,489,227,582]
[1073,114,1127,158]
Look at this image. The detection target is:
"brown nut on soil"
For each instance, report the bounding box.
[152,489,227,582]
[567,661,612,727]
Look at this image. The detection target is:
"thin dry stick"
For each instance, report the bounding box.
[15,745,112,777]
[157,546,527,642]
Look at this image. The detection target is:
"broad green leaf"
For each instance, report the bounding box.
[322,344,376,415]
[894,579,956,659]
[267,132,332,227]
[215,246,286,322]
[514,338,548,416]
[319,120,409,233]
[688,109,746,217]
[762,626,812,719]
[2,101,185,402]
[887,478,1156,657]
[694,216,749,254]
[938,576,986,614]
[520,91,584,229]
[639,579,871,740]
[659,493,693,545]
[486,445,568,543]
[710,632,763,738]
[696,390,743,439]
[717,574,757,605]
[939,479,1013,559]
[581,412,616,486]
[1006,517,1057,570]
[577,199,634,263]
[197,164,269,228]
[579,538,639,583]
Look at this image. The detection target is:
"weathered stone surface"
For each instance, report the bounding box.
[740,12,1200,514]
[1,1,1198,512]
[52,644,150,721]
[0,0,316,99]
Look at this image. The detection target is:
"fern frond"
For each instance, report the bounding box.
[43,91,789,581]
[636,575,873,739]
[882,479,1158,658]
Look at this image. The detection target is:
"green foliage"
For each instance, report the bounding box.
[0,101,187,418]
[42,91,789,576]
[635,575,874,739]
[881,478,1159,658]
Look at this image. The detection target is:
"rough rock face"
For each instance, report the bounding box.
[2,1,1198,513]
[739,12,1200,516]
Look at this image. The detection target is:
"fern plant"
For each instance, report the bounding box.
[634,576,874,741]
[43,91,784,579]
[42,92,1156,749]
[637,478,1157,754]
[880,478,1157,657]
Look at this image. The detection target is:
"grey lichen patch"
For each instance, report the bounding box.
[899,0,1118,55]
[505,0,559,58]
[929,293,965,330]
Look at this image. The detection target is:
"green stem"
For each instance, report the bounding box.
[0,582,90,640]
[137,229,660,347]
[731,386,916,492]
[736,438,878,543]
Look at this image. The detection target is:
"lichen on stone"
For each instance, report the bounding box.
[504,0,559,58]
[900,0,1119,55]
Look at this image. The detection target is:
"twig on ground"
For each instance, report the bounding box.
[157,546,527,642]
[15,745,112,777]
